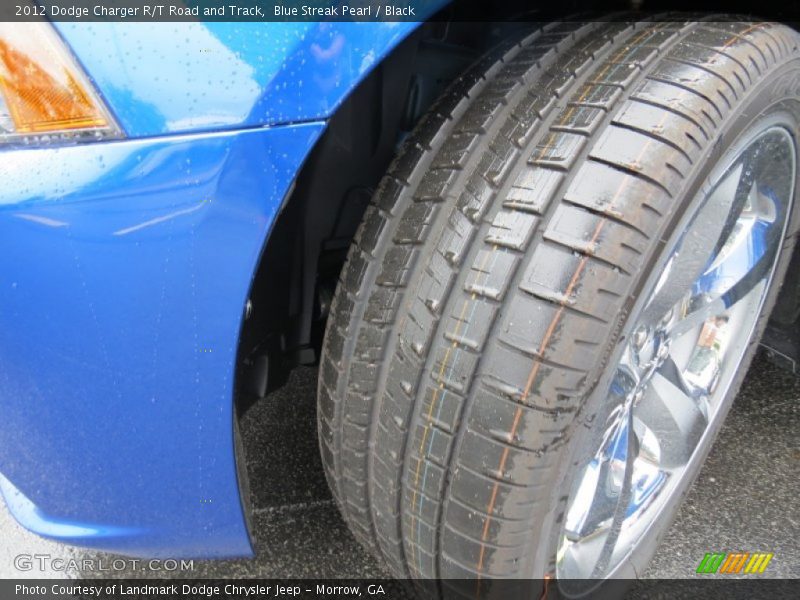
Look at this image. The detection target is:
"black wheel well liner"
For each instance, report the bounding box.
[234,21,513,404]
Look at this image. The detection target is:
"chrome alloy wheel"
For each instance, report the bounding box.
[556,124,797,581]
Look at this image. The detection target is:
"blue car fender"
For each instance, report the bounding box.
[0,14,447,558]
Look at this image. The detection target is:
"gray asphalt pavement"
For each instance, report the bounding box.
[1,353,797,580]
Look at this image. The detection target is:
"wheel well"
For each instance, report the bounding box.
[235,22,525,405]
[761,242,800,373]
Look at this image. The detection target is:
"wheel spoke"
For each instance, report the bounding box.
[667,295,727,342]
[689,186,780,304]
[639,163,745,330]
[634,362,709,468]
[564,361,637,544]
[664,184,779,343]
[564,404,630,541]
[590,405,637,577]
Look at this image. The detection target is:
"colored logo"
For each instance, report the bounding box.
[696,552,774,574]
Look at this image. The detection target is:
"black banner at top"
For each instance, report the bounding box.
[4,0,800,23]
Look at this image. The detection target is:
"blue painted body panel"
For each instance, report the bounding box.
[0,12,451,558]
[0,123,324,557]
[55,22,420,137]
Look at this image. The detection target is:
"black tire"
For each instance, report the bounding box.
[317,18,800,587]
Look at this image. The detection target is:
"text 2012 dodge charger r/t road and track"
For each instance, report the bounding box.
[40,4,268,18]
[0,1,798,595]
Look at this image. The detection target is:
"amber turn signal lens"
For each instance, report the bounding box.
[0,22,120,141]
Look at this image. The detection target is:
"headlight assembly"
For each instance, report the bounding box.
[0,22,122,146]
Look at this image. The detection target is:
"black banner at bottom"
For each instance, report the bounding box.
[2,579,798,600]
